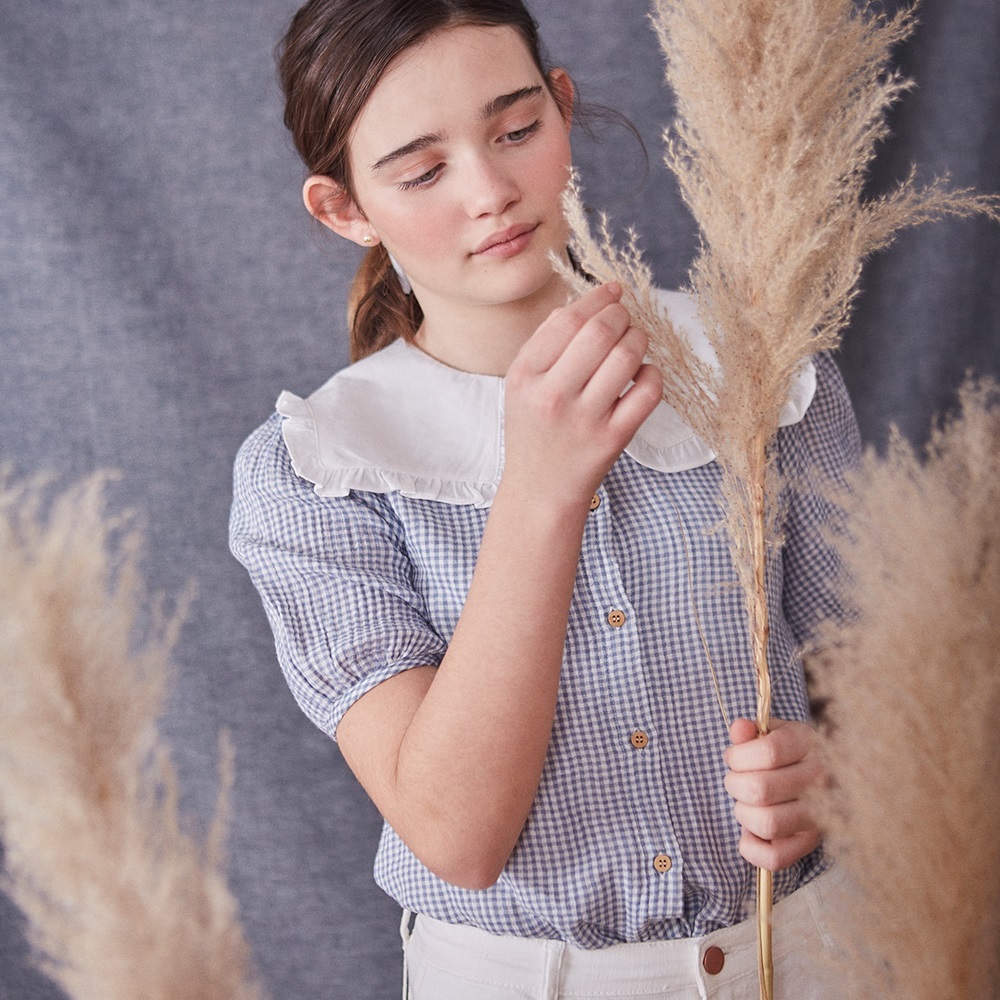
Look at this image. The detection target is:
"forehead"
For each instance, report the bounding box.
[350,24,544,159]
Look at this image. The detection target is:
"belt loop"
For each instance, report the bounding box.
[540,938,565,1000]
[399,910,415,1000]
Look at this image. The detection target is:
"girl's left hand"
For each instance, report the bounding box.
[723,718,825,872]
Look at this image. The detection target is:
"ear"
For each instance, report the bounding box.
[302,175,378,247]
[546,68,575,128]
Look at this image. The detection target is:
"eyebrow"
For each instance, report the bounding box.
[370,85,544,173]
[480,85,543,121]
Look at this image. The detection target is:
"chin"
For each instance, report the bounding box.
[489,255,568,304]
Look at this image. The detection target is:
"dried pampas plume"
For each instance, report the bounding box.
[809,381,1000,1000]
[0,475,268,1000]
[560,2,999,993]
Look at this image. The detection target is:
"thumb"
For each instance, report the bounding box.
[728,718,760,746]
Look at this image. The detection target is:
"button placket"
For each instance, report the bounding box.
[579,477,682,913]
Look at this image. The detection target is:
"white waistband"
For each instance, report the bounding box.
[402,869,841,998]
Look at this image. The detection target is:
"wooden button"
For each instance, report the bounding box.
[589,493,601,512]
[653,854,672,874]
[702,945,725,975]
[607,609,626,628]
[630,730,649,749]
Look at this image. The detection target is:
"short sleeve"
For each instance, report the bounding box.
[229,414,448,738]
[777,351,863,647]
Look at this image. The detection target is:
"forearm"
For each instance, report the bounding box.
[387,484,589,886]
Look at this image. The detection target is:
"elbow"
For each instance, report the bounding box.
[430,858,505,892]
[413,836,510,891]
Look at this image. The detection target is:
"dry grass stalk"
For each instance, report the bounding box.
[808,380,1000,999]
[0,474,267,1000]
[560,2,999,994]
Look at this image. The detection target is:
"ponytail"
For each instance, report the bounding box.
[347,245,423,362]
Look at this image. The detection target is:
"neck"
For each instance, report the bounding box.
[412,274,576,376]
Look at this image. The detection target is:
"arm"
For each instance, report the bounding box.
[337,283,663,889]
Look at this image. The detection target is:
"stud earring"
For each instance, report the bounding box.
[362,233,374,245]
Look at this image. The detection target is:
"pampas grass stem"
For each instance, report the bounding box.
[560,2,1000,995]
[0,474,268,1000]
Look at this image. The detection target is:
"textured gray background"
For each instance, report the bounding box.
[1,2,997,998]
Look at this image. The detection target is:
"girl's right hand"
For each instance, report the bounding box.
[501,282,663,510]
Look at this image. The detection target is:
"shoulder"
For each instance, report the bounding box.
[231,411,328,549]
[233,411,297,503]
[230,407,407,567]
[778,351,862,479]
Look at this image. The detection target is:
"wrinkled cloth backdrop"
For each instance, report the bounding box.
[1,2,997,998]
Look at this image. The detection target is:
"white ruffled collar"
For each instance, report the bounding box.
[277,290,817,508]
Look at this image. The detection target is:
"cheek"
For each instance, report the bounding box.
[370,203,449,263]
[537,130,573,190]
[406,219,454,268]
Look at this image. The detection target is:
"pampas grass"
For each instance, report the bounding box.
[561,1,999,993]
[809,381,1000,1000]
[0,474,267,1000]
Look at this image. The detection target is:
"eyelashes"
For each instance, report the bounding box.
[396,120,543,192]
[502,120,541,144]
[398,165,442,191]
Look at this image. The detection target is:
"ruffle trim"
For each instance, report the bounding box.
[624,358,817,473]
[278,388,502,509]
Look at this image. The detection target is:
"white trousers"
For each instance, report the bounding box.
[400,871,843,1000]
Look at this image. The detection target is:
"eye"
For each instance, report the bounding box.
[398,164,442,191]
[502,120,541,144]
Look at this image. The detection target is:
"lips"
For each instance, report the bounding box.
[472,223,538,256]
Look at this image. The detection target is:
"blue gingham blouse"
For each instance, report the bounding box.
[230,296,861,948]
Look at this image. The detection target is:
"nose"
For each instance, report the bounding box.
[462,152,520,218]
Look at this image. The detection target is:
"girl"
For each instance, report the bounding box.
[230,1,859,996]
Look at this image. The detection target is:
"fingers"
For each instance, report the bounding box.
[724,718,816,773]
[519,282,625,373]
[577,324,651,401]
[737,827,823,873]
[724,718,825,872]
[607,361,662,438]
[724,757,823,808]
[502,281,661,503]
[521,283,653,403]
[728,717,759,747]
[732,796,816,843]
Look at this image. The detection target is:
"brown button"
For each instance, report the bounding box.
[653,854,672,874]
[589,493,601,512]
[630,730,649,749]
[702,946,725,975]
[607,609,626,628]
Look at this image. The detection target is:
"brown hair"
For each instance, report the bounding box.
[277,0,553,361]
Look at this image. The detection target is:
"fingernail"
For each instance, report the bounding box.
[605,281,622,296]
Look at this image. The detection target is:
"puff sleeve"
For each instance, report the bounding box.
[229,414,448,738]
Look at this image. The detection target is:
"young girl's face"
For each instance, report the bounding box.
[344,24,574,318]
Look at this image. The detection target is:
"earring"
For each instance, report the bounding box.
[387,251,412,295]
[362,233,374,245]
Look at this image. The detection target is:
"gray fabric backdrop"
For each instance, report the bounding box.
[1,2,997,997]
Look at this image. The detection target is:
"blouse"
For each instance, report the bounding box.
[229,290,862,948]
